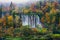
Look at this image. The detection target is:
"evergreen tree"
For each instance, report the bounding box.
[0,5,2,18]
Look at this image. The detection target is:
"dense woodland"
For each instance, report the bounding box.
[0,0,60,40]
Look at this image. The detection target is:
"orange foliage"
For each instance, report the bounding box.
[52,16,56,23]
[2,17,6,26]
[31,28,38,32]
[45,12,49,18]
[30,4,36,12]
[6,27,14,35]
[41,16,45,23]
[0,18,2,23]
[45,12,50,23]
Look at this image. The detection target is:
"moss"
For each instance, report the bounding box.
[51,34,60,38]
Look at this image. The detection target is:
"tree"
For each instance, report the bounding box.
[0,5,2,18]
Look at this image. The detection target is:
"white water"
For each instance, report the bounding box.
[21,15,42,28]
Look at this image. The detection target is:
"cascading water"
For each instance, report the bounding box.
[21,14,43,28]
[21,15,29,26]
[36,15,42,29]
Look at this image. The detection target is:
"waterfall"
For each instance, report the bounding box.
[21,15,28,26]
[28,15,36,28]
[36,15,42,29]
[21,15,43,28]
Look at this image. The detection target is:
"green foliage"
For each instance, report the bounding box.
[51,34,60,38]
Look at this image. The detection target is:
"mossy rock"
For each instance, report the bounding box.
[51,34,60,38]
[5,37,23,40]
[40,37,48,40]
[5,38,13,40]
[38,28,48,34]
[12,37,23,40]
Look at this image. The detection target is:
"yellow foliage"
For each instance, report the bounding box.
[50,8,57,14]
[42,5,48,11]
[41,16,45,23]
[36,9,39,13]
[15,16,20,23]
[52,3,55,8]
[0,18,2,23]
[45,12,49,17]
[2,17,6,26]
[45,13,50,23]
[48,3,52,7]
[7,29,11,34]
[47,21,50,24]
[8,16,13,22]
[23,9,29,13]
[41,28,47,33]
[31,28,38,32]
[52,16,56,23]
[7,27,14,35]
[46,17,50,23]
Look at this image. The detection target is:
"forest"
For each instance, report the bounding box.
[0,0,60,40]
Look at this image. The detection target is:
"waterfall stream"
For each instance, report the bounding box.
[21,15,43,28]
